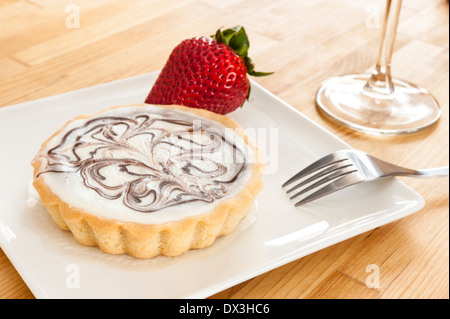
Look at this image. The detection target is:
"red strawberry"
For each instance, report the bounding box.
[145,26,272,115]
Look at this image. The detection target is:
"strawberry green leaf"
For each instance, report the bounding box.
[214,28,227,44]
[228,27,249,56]
[246,80,252,102]
[248,71,274,77]
[244,56,254,72]
[235,43,248,58]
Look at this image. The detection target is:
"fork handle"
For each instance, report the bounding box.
[393,166,449,178]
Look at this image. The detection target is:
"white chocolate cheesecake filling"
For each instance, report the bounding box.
[33,105,253,224]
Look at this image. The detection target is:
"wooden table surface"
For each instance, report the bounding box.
[0,0,448,299]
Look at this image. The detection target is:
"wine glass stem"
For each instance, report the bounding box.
[364,0,402,95]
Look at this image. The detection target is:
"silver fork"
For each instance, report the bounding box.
[282,149,449,207]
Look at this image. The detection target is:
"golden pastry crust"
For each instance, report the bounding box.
[32,104,265,258]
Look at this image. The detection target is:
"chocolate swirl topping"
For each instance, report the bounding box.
[35,110,247,213]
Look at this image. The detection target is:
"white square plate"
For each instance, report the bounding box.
[0,72,424,298]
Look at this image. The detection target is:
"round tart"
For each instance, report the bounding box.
[32,104,265,258]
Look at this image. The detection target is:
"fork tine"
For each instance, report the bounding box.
[282,153,347,188]
[289,166,357,200]
[294,173,362,206]
[286,162,353,194]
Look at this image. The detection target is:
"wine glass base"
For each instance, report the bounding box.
[315,74,441,136]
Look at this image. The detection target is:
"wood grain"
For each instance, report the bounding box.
[0,0,448,299]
